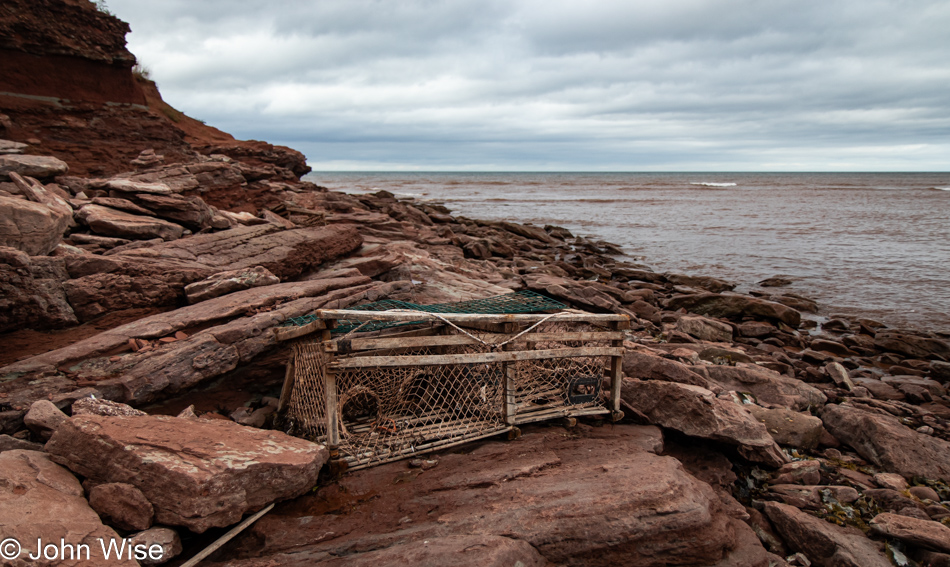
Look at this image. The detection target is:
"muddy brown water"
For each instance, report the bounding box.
[309,172,950,331]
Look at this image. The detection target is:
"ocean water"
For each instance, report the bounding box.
[304,172,950,331]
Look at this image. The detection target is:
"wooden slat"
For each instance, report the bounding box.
[609,320,624,419]
[277,358,295,413]
[274,319,327,341]
[329,347,624,369]
[328,331,624,353]
[315,309,630,324]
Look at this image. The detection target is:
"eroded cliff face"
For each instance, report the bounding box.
[0,0,309,178]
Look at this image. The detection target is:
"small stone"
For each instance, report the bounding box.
[128,527,182,565]
[176,405,198,419]
[874,472,909,491]
[910,486,941,502]
[771,460,821,486]
[88,482,154,531]
[23,399,68,440]
[918,425,936,435]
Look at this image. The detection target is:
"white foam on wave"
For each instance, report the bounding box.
[933,187,950,191]
[690,182,737,187]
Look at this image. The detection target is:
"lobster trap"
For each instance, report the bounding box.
[276,303,628,471]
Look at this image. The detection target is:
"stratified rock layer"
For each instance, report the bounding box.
[46,415,328,533]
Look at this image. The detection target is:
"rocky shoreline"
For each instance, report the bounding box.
[3,2,950,566]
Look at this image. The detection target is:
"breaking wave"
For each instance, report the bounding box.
[690,182,737,187]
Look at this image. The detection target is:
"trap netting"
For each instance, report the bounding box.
[284,317,623,470]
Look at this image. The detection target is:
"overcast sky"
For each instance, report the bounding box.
[108,0,950,171]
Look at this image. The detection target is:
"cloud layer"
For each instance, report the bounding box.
[109,0,950,170]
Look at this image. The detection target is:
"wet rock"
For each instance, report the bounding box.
[0,450,137,566]
[864,489,923,514]
[0,249,78,332]
[89,482,154,531]
[665,273,736,293]
[46,414,328,532]
[759,276,794,287]
[701,365,826,411]
[620,379,787,466]
[184,265,281,303]
[746,405,823,450]
[810,339,854,357]
[676,314,733,342]
[622,349,709,387]
[666,292,802,327]
[882,375,946,397]
[0,154,69,179]
[738,321,776,338]
[853,378,904,401]
[77,204,186,241]
[875,331,950,361]
[23,399,68,440]
[763,501,890,567]
[129,527,182,565]
[822,404,950,481]
[870,513,950,553]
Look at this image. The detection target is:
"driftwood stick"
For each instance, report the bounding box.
[179,503,275,567]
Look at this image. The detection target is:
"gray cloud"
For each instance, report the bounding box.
[108,0,950,170]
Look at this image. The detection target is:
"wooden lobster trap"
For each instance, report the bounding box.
[276,308,627,471]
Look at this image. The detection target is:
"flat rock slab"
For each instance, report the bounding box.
[821,403,950,482]
[77,203,185,241]
[223,424,764,567]
[764,501,889,567]
[213,535,551,567]
[114,223,363,280]
[870,512,950,553]
[0,450,137,566]
[666,292,802,327]
[0,154,69,179]
[746,405,823,450]
[700,364,826,411]
[185,265,280,303]
[46,415,328,533]
[620,379,788,466]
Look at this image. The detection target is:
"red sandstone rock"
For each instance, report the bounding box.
[88,482,154,531]
[219,424,769,567]
[46,415,328,533]
[821,403,950,481]
[0,248,78,332]
[676,314,734,342]
[0,450,137,566]
[700,364,826,411]
[620,379,788,466]
[184,265,280,304]
[870,512,950,553]
[622,349,709,388]
[77,203,185,241]
[763,501,890,567]
[666,292,802,327]
[746,405,824,450]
